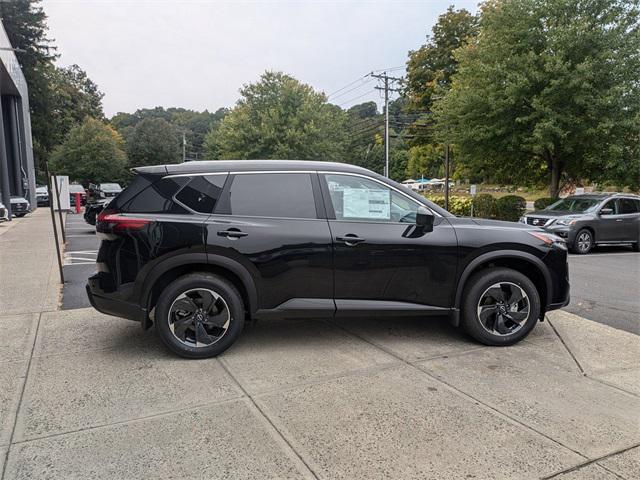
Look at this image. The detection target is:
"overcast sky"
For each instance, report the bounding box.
[41,0,478,117]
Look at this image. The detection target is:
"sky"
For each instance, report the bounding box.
[41,0,479,117]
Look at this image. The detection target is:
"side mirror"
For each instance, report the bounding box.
[416,206,434,233]
[600,208,614,216]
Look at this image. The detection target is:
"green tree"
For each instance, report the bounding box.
[208,71,348,161]
[434,0,640,196]
[405,6,478,113]
[50,118,127,184]
[1,0,56,164]
[112,107,227,159]
[405,144,444,179]
[125,118,181,168]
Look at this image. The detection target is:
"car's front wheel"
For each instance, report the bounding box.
[155,273,244,359]
[462,268,540,346]
[571,228,593,254]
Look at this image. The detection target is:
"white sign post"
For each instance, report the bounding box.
[470,184,477,217]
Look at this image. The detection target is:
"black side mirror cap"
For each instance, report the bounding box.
[416,206,434,232]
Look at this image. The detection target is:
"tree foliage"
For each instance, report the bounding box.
[434,0,640,196]
[50,118,127,184]
[125,118,181,168]
[111,107,227,159]
[207,71,349,161]
[405,7,478,113]
[1,1,104,172]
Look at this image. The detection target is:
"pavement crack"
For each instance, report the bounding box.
[541,442,640,479]
[328,319,589,462]
[547,316,586,375]
[1,311,43,480]
[217,358,320,480]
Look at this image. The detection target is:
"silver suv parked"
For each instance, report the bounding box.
[521,193,640,254]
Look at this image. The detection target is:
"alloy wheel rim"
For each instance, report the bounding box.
[577,232,591,253]
[168,288,230,348]
[476,282,530,336]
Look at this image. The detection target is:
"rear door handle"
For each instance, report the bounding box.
[336,234,365,245]
[217,229,248,239]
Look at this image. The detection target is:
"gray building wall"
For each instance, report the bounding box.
[0,21,36,219]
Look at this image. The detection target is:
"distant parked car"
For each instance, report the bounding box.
[521,193,640,254]
[0,201,8,222]
[84,199,110,226]
[88,183,122,202]
[10,196,30,217]
[36,185,49,206]
[69,184,87,207]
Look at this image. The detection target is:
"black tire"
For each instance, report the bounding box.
[632,241,639,252]
[461,267,540,346]
[14,213,26,218]
[570,228,593,254]
[155,273,244,359]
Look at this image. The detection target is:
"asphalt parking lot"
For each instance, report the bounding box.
[61,213,639,335]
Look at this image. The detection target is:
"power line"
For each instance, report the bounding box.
[328,77,374,101]
[371,71,404,177]
[326,73,371,98]
[338,89,377,108]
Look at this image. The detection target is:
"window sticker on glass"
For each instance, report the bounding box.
[343,188,390,219]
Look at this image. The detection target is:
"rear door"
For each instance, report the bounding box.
[205,171,334,315]
[319,172,458,313]
[618,198,640,241]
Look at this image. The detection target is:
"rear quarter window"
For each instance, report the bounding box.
[120,176,189,214]
[174,174,228,214]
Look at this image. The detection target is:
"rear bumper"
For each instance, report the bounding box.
[86,282,146,323]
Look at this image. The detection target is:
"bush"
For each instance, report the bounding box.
[495,195,526,222]
[424,195,472,216]
[534,197,556,210]
[473,194,497,219]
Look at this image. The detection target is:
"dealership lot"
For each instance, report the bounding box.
[1,211,638,479]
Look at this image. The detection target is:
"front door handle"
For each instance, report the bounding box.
[217,229,248,239]
[336,234,365,246]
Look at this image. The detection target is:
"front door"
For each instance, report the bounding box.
[319,173,458,313]
[597,199,627,242]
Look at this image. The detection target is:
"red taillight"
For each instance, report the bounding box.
[97,210,150,232]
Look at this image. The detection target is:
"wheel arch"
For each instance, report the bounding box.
[140,253,258,329]
[453,250,552,326]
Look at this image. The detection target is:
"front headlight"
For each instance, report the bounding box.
[555,219,577,226]
[528,231,567,249]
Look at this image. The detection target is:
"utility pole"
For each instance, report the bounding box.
[371,72,403,178]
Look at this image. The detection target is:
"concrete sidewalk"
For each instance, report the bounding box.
[1,213,638,479]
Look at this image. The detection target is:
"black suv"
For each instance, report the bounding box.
[87,161,570,358]
[522,193,640,254]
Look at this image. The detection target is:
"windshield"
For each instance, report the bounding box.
[100,183,122,191]
[546,197,600,213]
[69,185,85,193]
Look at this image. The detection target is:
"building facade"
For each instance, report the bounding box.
[0,21,36,219]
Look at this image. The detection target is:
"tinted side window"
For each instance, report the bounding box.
[228,173,317,219]
[620,198,638,214]
[175,174,228,214]
[122,177,189,214]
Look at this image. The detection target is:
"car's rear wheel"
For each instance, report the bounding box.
[155,273,244,359]
[462,268,540,346]
[571,228,593,254]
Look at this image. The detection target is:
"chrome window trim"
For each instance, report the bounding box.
[160,169,441,219]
